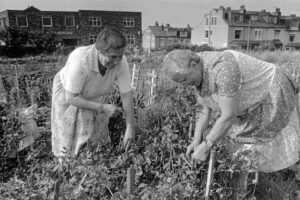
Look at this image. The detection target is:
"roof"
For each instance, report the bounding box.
[285,43,300,47]
[148,26,191,37]
[225,20,286,28]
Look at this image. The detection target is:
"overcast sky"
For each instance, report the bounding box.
[1,0,299,44]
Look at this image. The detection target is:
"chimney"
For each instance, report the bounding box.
[219,6,225,18]
[155,21,159,26]
[166,23,170,27]
[239,5,246,14]
[261,9,266,13]
[226,7,231,11]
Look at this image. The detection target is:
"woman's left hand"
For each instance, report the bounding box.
[191,142,211,162]
[123,124,135,151]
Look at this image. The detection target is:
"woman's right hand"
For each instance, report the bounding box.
[99,104,123,117]
[186,140,200,157]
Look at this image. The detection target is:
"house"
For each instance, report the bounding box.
[0,6,142,47]
[281,15,300,51]
[143,22,192,51]
[199,5,300,51]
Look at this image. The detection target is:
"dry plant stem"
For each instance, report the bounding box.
[12,65,21,167]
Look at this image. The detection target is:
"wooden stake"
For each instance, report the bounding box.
[126,165,135,194]
[205,148,216,200]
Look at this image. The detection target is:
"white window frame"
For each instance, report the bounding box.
[123,18,135,27]
[254,29,262,40]
[16,16,28,27]
[89,35,98,44]
[234,29,242,39]
[42,16,52,27]
[65,16,75,27]
[88,17,102,27]
[126,34,135,45]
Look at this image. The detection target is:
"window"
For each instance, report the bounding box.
[211,17,217,25]
[250,15,258,21]
[290,34,295,42]
[205,17,209,25]
[274,30,280,39]
[254,29,262,40]
[126,35,135,45]
[231,15,242,22]
[89,17,102,27]
[42,16,52,27]
[179,31,188,37]
[205,30,212,38]
[65,16,75,27]
[234,30,242,39]
[291,20,297,27]
[123,18,135,27]
[16,16,28,27]
[89,35,97,44]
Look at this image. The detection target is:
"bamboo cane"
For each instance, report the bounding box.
[205,148,216,200]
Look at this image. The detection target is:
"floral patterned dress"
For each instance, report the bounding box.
[196,50,300,172]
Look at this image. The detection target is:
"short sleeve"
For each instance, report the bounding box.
[215,55,241,97]
[64,54,88,94]
[117,56,133,93]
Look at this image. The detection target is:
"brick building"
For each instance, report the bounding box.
[0,6,142,47]
[143,22,192,51]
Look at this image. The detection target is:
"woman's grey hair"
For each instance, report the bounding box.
[163,49,201,77]
[95,28,127,52]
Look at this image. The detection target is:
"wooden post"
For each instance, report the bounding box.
[126,165,135,194]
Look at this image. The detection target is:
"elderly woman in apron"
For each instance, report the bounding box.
[163,49,300,193]
[51,28,135,157]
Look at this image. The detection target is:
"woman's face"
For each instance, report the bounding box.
[99,48,125,69]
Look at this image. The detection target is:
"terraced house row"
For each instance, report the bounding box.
[0,6,142,47]
[199,5,300,51]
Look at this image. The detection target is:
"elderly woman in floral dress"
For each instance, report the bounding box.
[51,28,135,157]
[163,49,300,192]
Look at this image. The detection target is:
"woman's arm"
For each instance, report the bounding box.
[194,105,211,143]
[191,95,239,161]
[65,91,119,115]
[120,90,135,150]
[120,90,135,126]
[205,95,239,144]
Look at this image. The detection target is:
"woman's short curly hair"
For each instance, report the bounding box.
[95,27,127,52]
[163,49,201,77]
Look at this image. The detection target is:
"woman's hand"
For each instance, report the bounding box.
[123,124,135,151]
[99,104,123,117]
[191,142,212,162]
[186,140,200,157]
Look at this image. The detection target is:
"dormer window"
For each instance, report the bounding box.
[231,15,242,22]
[250,15,258,21]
